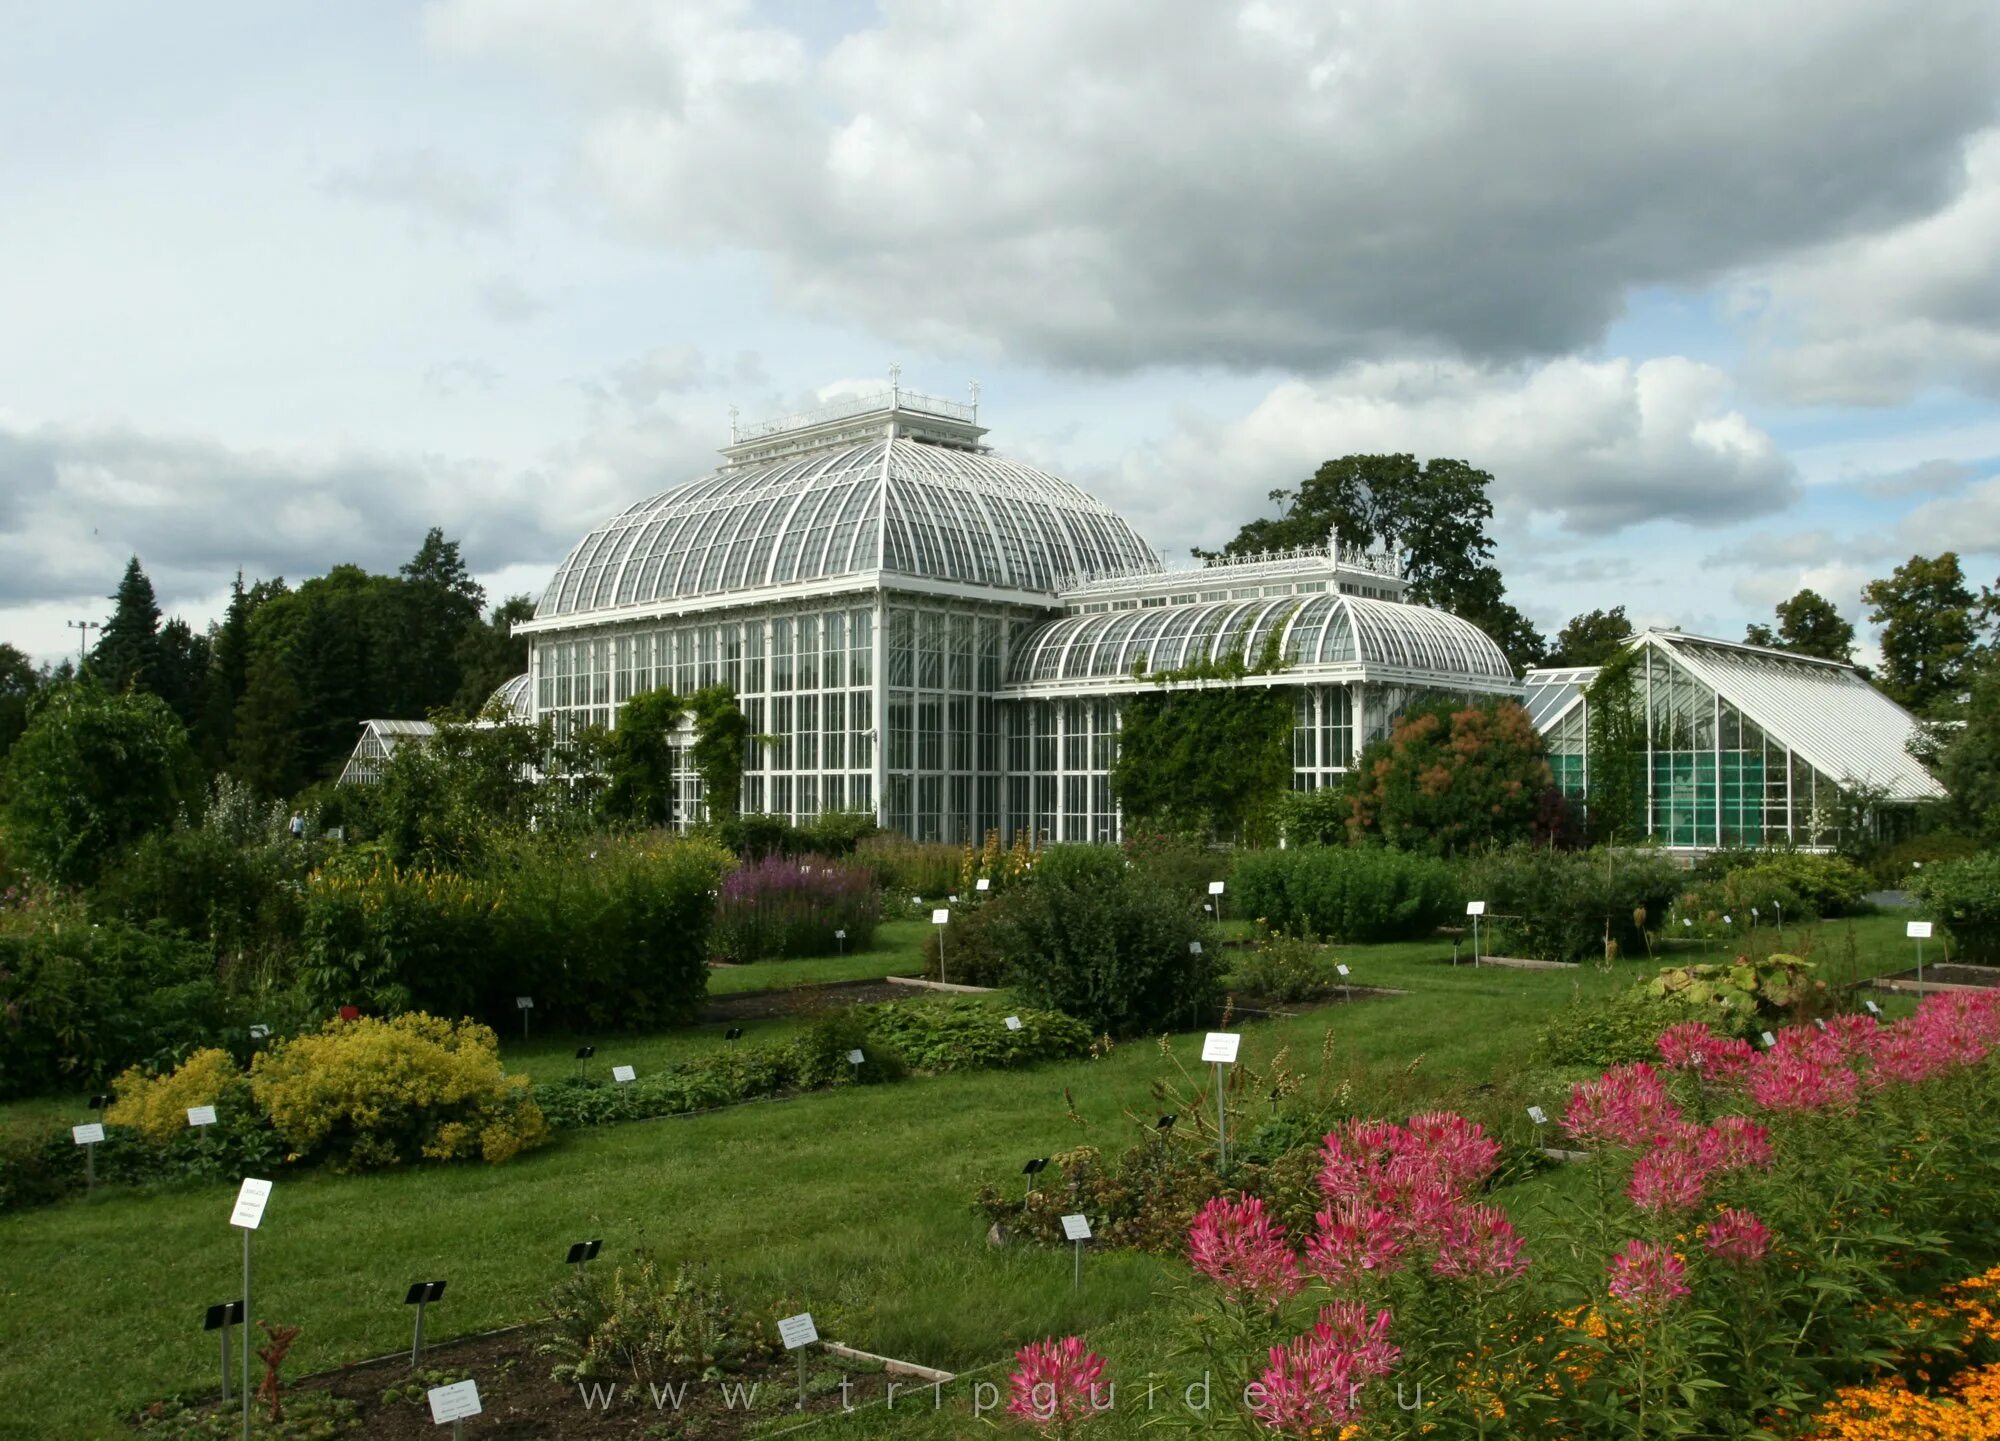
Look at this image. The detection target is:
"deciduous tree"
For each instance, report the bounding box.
[1342,697,1553,855]
[1863,553,1977,715]
[1550,607,1634,667]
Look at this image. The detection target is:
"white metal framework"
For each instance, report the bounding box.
[1528,631,1941,849]
[511,388,1540,842]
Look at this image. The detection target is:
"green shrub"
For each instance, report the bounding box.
[541,1255,775,1390]
[1530,988,1693,1069]
[988,845,1222,1036]
[1910,852,2000,964]
[920,891,1020,986]
[299,835,730,1031]
[1464,845,1684,963]
[859,999,1093,1071]
[1868,831,1983,889]
[1534,953,1827,1067]
[248,1013,548,1170]
[852,833,961,901]
[1230,846,1460,942]
[1230,929,1340,1003]
[0,903,235,1098]
[1730,853,1872,917]
[94,828,304,961]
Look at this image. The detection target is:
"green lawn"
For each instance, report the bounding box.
[0,913,1925,1438]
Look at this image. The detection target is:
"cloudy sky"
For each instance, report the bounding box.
[5,0,1999,666]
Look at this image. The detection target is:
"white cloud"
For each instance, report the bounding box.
[322,148,514,234]
[1744,128,2000,404]
[424,0,2000,371]
[1092,355,1795,559]
[1899,476,2000,564]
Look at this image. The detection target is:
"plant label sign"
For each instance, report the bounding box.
[778,1312,818,1350]
[1336,964,1351,978]
[1526,1106,1548,1126]
[515,996,533,1010]
[1761,1031,1778,1048]
[846,1049,865,1066]
[1061,1214,1093,1242]
[1466,900,1487,916]
[1188,941,1202,955]
[1907,921,1934,940]
[1208,881,1225,896]
[72,1123,104,1146]
[249,1024,271,1040]
[1865,1000,1883,1015]
[976,878,991,891]
[835,929,846,940]
[1201,1032,1241,1065]
[427,1379,482,1423]
[1005,1016,1024,1031]
[611,1065,636,1085]
[931,908,950,925]
[230,1178,273,1231]
[187,1106,218,1128]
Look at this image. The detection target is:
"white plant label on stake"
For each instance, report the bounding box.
[1466,900,1487,916]
[949,894,958,903]
[249,1024,271,1040]
[72,1123,105,1146]
[778,1313,819,1349]
[1761,1031,1778,1048]
[834,929,846,940]
[931,908,950,925]
[611,1065,636,1085]
[1526,1106,1548,1126]
[1005,1016,1024,1031]
[1723,915,1733,926]
[1060,1214,1093,1242]
[515,996,533,1010]
[427,1379,482,1423]
[1201,1032,1241,1065]
[1865,1000,1883,1015]
[1188,941,1203,955]
[187,1106,218,1127]
[1208,881,1225,896]
[1907,921,1934,939]
[230,1178,273,1231]
[976,878,991,892]
[1336,964,1351,978]
[846,1049,864,1066]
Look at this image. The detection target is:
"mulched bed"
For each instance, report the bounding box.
[1217,984,1400,1020]
[136,1324,915,1438]
[699,980,920,1023]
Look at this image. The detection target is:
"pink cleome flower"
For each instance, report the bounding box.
[1430,1203,1530,1283]
[1607,1239,1691,1313]
[1187,1196,1301,1309]
[1745,1040,1860,1113]
[1627,1139,1708,1215]
[1693,1116,1773,1173]
[1564,1063,1692,1150]
[1655,1022,1753,1081]
[1253,1304,1399,1435]
[1008,1336,1110,1428]
[1704,1208,1772,1266]
[1305,1203,1405,1287]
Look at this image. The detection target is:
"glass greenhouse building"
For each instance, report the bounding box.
[509,387,1521,843]
[1525,632,1942,849]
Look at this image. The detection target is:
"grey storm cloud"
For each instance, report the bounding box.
[427,0,2000,373]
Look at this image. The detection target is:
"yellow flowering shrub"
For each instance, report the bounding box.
[1800,1361,2000,1439]
[105,1048,246,1144]
[249,1013,547,1171]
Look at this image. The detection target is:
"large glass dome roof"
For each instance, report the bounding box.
[1006,592,1515,686]
[536,435,1159,620]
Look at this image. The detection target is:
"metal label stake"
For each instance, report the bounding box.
[229,1179,272,1441]
[1061,1214,1092,1290]
[405,1281,446,1365]
[204,1301,244,1404]
[1201,1033,1240,1171]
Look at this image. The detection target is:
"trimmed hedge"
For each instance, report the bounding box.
[1229,846,1460,942]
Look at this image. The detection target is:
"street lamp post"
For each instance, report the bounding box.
[67,619,101,668]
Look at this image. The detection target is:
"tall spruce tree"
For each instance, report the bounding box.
[153,617,211,731]
[231,646,304,798]
[92,556,162,693]
[198,572,254,768]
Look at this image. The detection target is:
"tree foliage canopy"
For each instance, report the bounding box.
[1745,588,1856,664]
[1205,453,1546,672]
[1863,552,1978,716]
[1549,607,1634,667]
[1340,696,1553,855]
[3,680,201,885]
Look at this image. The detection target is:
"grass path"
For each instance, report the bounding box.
[0,915,1919,1438]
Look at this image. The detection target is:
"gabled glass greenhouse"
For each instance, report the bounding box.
[1526,631,1942,849]
[505,386,1524,843]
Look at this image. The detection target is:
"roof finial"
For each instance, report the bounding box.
[888,361,901,402]
[969,379,981,419]
[728,404,740,443]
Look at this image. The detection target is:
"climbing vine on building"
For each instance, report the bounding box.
[1583,648,1646,843]
[1108,622,1295,845]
